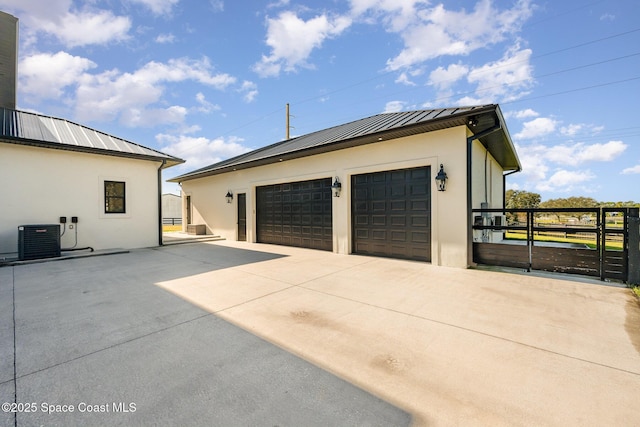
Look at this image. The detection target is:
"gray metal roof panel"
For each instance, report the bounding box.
[0,107,184,167]
[171,104,519,182]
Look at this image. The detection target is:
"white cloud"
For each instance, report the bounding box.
[1,1,131,48]
[383,100,406,113]
[514,117,558,140]
[428,63,469,90]
[600,13,615,21]
[559,123,604,137]
[157,133,251,170]
[622,165,640,175]
[209,0,224,13]
[19,51,97,101]
[72,57,235,125]
[253,11,352,77]
[267,0,291,8]
[128,0,179,15]
[536,170,595,193]
[123,105,188,127]
[240,81,259,103]
[545,141,627,166]
[515,143,549,182]
[515,139,627,193]
[560,123,583,136]
[505,108,538,119]
[18,51,243,127]
[37,10,131,48]
[382,0,534,70]
[193,93,221,113]
[155,33,176,43]
[466,45,533,102]
[351,0,427,31]
[395,72,416,86]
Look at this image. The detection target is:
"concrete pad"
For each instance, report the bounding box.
[155,240,640,426]
[156,267,293,312]
[16,314,410,427]
[0,267,14,384]
[0,268,15,427]
[0,381,14,427]
[301,258,640,372]
[5,244,411,426]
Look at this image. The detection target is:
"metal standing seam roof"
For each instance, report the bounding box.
[0,108,184,168]
[171,104,520,183]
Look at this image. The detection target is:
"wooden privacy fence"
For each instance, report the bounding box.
[472,207,640,283]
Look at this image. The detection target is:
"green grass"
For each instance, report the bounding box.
[505,231,624,251]
[633,286,640,299]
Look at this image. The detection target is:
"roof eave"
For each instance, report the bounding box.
[170,104,521,183]
[1,136,185,168]
[169,108,491,183]
[472,105,521,172]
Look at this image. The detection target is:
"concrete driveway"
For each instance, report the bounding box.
[1,241,639,426]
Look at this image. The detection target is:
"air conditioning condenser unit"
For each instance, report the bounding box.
[18,224,61,261]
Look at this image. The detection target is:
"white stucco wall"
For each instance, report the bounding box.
[179,126,484,267]
[0,143,162,256]
[162,194,182,220]
[471,139,505,245]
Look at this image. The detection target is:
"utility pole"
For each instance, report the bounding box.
[286,103,290,140]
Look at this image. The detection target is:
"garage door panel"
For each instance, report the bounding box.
[391,216,406,226]
[352,166,431,262]
[411,186,427,196]
[372,215,386,226]
[411,168,428,179]
[411,215,428,227]
[372,187,386,199]
[411,200,428,210]
[391,231,406,241]
[391,201,406,210]
[411,231,430,243]
[372,201,385,211]
[257,178,333,251]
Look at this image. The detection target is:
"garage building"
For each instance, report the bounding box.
[170,104,520,268]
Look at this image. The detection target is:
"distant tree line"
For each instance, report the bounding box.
[505,190,640,210]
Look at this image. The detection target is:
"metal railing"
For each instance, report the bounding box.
[471,207,635,282]
[162,218,182,225]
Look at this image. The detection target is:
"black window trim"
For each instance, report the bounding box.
[104,180,126,214]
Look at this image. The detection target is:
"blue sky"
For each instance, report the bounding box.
[2,0,639,202]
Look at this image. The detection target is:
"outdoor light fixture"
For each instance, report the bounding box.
[225,190,233,203]
[468,116,478,127]
[435,164,448,191]
[331,177,342,197]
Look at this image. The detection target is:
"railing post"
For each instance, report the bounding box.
[600,208,605,281]
[527,210,533,272]
[628,208,639,285]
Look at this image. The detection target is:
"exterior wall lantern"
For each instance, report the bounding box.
[435,164,448,191]
[331,177,342,197]
[225,190,233,203]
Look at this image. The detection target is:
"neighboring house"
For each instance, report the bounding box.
[170,104,520,268]
[162,193,182,223]
[0,108,184,258]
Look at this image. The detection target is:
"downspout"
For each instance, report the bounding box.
[502,168,521,208]
[467,122,502,267]
[158,159,166,247]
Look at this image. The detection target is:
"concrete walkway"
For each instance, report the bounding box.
[2,240,639,426]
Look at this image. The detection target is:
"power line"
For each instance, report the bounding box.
[288,27,640,110]
[188,28,640,153]
[502,76,640,105]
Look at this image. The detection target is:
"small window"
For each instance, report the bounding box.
[105,181,126,214]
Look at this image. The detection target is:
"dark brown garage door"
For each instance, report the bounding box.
[256,178,333,251]
[352,166,431,262]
